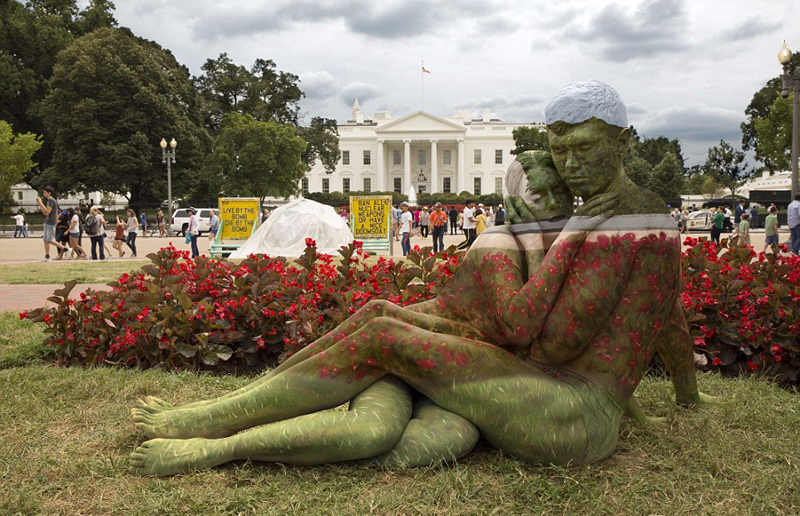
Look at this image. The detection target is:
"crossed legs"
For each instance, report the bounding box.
[131,317,592,475]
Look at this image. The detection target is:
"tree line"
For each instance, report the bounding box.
[0,0,339,212]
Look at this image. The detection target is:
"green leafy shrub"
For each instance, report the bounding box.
[23,241,460,373]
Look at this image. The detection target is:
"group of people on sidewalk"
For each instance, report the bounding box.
[392,201,506,256]
[33,186,171,262]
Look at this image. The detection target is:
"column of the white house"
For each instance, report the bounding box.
[376,140,385,192]
[430,140,438,194]
[457,139,465,194]
[403,140,411,194]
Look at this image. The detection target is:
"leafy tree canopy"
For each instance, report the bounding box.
[511,125,549,155]
[0,120,42,212]
[0,0,117,174]
[202,112,307,200]
[741,51,800,171]
[753,95,792,172]
[41,27,209,209]
[193,54,304,133]
[704,140,753,197]
[297,116,340,174]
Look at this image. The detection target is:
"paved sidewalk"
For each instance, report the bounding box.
[0,283,111,313]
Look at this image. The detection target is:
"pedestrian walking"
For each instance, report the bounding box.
[126,209,139,257]
[66,207,88,259]
[419,207,430,238]
[457,200,477,250]
[734,200,744,225]
[710,207,724,245]
[429,203,447,253]
[475,208,487,236]
[735,212,751,247]
[86,206,106,260]
[448,206,458,235]
[398,202,412,256]
[186,207,200,258]
[35,186,67,261]
[157,209,166,237]
[140,211,148,238]
[208,209,220,252]
[763,206,780,252]
[681,207,689,234]
[788,192,800,254]
[113,216,126,258]
[749,206,759,229]
[495,204,505,226]
[11,212,25,238]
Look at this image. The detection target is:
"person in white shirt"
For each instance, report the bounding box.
[67,207,88,259]
[187,207,200,258]
[398,202,413,256]
[126,209,139,257]
[11,213,25,238]
[458,199,477,250]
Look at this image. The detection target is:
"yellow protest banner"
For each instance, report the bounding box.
[218,198,260,239]
[349,195,392,239]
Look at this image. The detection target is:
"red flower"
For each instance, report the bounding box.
[43,314,51,324]
[417,358,437,371]
[747,361,757,372]
[18,310,28,320]
[712,357,722,366]
[305,238,317,247]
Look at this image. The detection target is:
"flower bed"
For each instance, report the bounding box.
[682,236,800,385]
[23,241,459,373]
[22,236,800,385]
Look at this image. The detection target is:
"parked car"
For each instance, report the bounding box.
[686,210,734,232]
[171,208,214,236]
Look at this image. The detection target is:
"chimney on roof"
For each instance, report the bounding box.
[482,108,490,123]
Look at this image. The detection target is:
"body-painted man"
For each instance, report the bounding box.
[130,81,705,476]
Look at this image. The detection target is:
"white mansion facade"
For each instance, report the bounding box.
[304,101,543,198]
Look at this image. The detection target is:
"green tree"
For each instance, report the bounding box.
[0,120,42,211]
[741,51,800,171]
[203,113,307,201]
[0,0,116,176]
[704,140,752,197]
[297,116,340,174]
[752,96,792,172]
[511,125,549,155]
[700,176,724,200]
[41,27,209,210]
[194,54,304,133]
[647,152,684,199]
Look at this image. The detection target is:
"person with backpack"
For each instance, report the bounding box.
[86,206,106,260]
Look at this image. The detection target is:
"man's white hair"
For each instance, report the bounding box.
[544,80,628,128]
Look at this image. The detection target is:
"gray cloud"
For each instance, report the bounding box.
[340,82,385,105]
[722,16,782,42]
[455,92,547,122]
[572,0,690,62]
[635,104,744,164]
[192,0,502,41]
[299,71,338,100]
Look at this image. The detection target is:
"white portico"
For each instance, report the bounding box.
[303,101,542,197]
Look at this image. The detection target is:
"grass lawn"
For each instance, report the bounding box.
[0,260,150,285]
[1,315,799,516]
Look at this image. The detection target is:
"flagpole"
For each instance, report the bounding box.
[421,61,425,110]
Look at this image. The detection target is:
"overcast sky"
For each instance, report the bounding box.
[102,0,798,165]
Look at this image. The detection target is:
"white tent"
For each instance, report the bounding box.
[229,198,353,258]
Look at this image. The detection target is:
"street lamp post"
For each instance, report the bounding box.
[778,41,799,198]
[160,138,177,236]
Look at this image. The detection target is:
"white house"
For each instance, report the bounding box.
[304,100,543,198]
[10,182,129,213]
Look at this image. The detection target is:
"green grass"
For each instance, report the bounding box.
[1,317,799,515]
[0,260,149,285]
[0,312,51,368]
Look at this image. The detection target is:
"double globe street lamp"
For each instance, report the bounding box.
[778,41,799,198]
[160,138,177,236]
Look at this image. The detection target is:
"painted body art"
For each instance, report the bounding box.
[130,82,704,476]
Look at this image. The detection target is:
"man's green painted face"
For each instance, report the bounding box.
[524,166,574,220]
[547,118,628,200]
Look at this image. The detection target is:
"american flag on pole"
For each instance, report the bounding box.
[422,65,431,74]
